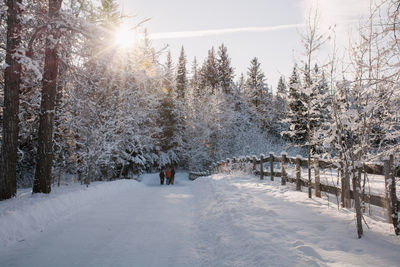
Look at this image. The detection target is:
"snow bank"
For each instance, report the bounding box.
[190,172,400,266]
[1,172,399,266]
[0,180,138,247]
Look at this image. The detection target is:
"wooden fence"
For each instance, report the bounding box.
[191,153,399,225]
[211,153,399,211]
[189,171,211,181]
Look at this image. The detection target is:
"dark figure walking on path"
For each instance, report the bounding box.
[159,169,165,185]
[165,168,172,185]
[170,167,175,185]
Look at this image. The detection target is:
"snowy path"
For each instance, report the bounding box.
[0,173,200,267]
[1,172,400,266]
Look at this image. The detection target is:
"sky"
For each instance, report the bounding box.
[116,0,371,91]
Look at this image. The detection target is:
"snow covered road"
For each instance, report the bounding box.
[0,173,200,267]
[1,172,399,266]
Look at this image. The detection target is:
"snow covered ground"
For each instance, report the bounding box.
[1,172,399,266]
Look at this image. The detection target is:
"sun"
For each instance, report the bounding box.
[114,26,136,49]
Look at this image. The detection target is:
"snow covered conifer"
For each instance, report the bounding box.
[273,76,288,135]
[163,50,175,94]
[176,46,187,99]
[245,57,266,109]
[200,47,219,94]
[282,64,306,145]
[236,73,245,94]
[217,43,234,94]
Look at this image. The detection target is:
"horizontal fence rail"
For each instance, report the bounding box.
[188,171,211,181]
[206,153,399,214]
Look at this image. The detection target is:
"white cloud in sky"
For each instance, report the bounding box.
[302,0,370,27]
[149,1,371,42]
[150,24,304,40]
[302,0,371,42]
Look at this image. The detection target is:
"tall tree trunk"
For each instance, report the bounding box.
[1,0,23,200]
[343,161,352,208]
[33,0,63,194]
[351,162,363,238]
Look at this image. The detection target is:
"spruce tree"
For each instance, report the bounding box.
[98,0,120,27]
[283,64,307,145]
[237,73,245,94]
[190,57,199,96]
[200,47,218,94]
[163,50,174,94]
[273,76,288,134]
[176,46,187,99]
[245,57,274,132]
[245,57,266,109]
[217,43,234,94]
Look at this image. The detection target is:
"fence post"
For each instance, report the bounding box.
[384,155,395,225]
[296,156,301,191]
[252,155,257,173]
[270,152,274,181]
[389,155,399,235]
[339,161,345,208]
[260,154,264,180]
[344,161,351,208]
[314,156,321,198]
[281,153,287,185]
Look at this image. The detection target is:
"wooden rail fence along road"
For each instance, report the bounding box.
[190,152,399,235]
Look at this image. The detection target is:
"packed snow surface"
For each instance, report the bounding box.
[1,172,399,266]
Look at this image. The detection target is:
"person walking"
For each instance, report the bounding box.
[159,169,165,185]
[165,168,172,185]
[170,166,175,185]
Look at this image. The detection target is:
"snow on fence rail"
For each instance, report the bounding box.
[207,152,399,235]
[188,171,211,181]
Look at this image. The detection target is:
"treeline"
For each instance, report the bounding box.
[282,2,400,238]
[0,0,292,199]
[1,0,399,213]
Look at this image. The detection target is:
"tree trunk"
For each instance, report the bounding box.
[344,161,352,208]
[314,156,321,198]
[1,0,23,200]
[296,157,301,191]
[352,167,363,238]
[388,155,399,235]
[269,153,274,181]
[340,161,345,207]
[281,154,287,185]
[308,146,312,198]
[33,0,63,194]
[384,155,399,235]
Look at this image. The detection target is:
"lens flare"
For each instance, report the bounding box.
[114,26,135,49]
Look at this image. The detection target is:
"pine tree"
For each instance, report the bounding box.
[1,0,23,200]
[190,57,199,96]
[217,43,234,94]
[273,76,288,134]
[245,57,266,109]
[245,57,274,132]
[163,50,174,94]
[200,47,218,94]
[98,0,120,28]
[33,0,64,194]
[176,46,187,99]
[237,73,245,94]
[283,64,307,145]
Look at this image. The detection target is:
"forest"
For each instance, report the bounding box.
[0,0,399,215]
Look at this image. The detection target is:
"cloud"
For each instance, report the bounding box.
[150,23,304,40]
[301,0,370,34]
